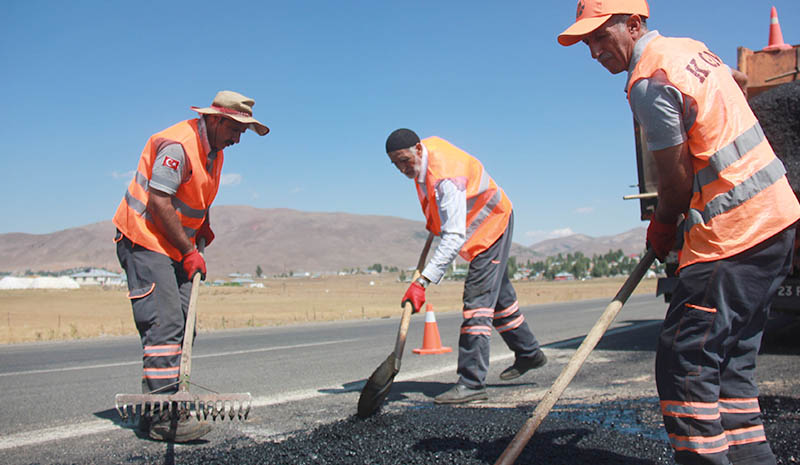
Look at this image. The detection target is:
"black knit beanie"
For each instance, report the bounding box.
[385,128,420,153]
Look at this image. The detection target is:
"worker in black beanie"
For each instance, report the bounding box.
[384,128,547,404]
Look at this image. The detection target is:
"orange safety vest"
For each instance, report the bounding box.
[112,119,223,261]
[628,36,800,269]
[417,137,512,261]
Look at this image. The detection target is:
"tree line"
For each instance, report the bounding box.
[516,249,663,280]
[253,250,662,281]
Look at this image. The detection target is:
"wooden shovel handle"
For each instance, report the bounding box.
[393,232,435,365]
[495,248,657,465]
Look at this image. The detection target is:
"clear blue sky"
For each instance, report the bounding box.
[2,1,798,245]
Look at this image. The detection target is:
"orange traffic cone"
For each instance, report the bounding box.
[764,6,792,51]
[413,304,452,355]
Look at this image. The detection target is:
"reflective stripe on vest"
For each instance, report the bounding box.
[122,171,206,238]
[687,157,787,229]
[627,36,800,268]
[465,189,504,243]
[418,137,512,261]
[693,123,765,192]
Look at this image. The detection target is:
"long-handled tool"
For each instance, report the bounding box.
[116,239,252,424]
[357,232,435,418]
[494,248,657,465]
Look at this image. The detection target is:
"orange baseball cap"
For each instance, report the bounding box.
[558,0,649,46]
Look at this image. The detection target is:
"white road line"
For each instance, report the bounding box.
[0,321,659,450]
[0,339,358,378]
[0,420,117,450]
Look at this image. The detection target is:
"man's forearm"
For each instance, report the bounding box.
[655,184,692,224]
[421,231,465,284]
[147,192,193,256]
[652,142,694,224]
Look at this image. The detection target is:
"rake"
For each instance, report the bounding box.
[115,238,252,424]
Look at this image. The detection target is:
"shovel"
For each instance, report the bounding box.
[357,232,435,418]
[115,238,252,424]
[494,248,657,465]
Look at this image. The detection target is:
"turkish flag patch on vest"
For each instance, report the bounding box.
[162,156,180,171]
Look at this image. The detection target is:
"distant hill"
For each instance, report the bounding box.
[525,227,646,260]
[0,205,645,275]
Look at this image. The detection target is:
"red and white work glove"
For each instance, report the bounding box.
[197,220,215,247]
[646,218,678,261]
[181,249,207,281]
[401,279,427,314]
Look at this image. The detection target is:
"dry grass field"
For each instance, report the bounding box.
[0,274,657,344]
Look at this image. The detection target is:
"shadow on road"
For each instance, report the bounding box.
[550,319,662,353]
[93,407,133,428]
[419,427,666,465]
[548,314,800,356]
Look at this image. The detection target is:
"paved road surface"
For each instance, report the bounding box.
[1,294,797,464]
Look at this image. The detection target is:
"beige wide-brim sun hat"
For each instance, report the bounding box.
[191,90,270,136]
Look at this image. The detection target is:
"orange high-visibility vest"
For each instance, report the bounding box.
[628,36,800,269]
[112,119,223,261]
[417,137,512,261]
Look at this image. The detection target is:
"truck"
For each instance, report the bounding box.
[627,18,800,316]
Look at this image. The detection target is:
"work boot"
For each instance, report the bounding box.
[145,410,212,443]
[500,349,547,381]
[434,384,488,404]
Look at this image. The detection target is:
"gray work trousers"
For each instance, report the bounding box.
[115,230,193,394]
[657,225,795,465]
[457,212,541,388]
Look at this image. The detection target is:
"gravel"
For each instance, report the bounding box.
[116,394,799,465]
[750,81,800,196]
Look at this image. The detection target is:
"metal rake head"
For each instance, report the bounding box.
[115,393,252,424]
[191,395,252,421]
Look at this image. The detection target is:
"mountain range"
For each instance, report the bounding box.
[0,205,645,275]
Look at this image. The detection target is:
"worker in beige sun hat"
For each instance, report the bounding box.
[112,89,268,442]
[191,90,270,136]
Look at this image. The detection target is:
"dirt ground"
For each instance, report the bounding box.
[0,274,657,344]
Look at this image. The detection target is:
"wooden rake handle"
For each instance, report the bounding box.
[494,248,657,465]
[393,232,435,367]
[178,237,206,391]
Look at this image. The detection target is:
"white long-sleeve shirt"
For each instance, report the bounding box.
[417,143,467,284]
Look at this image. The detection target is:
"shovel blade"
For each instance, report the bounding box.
[357,353,398,418]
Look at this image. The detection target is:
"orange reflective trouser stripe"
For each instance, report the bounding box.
[143,344,182,357]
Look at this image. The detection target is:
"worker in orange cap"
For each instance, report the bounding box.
[558,1,800,464]
[385,129,546,404]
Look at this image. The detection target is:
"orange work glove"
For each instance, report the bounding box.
[646,219,677,261]
[401,281,426,314]
[181,249,207,281]
[197,220,215,247]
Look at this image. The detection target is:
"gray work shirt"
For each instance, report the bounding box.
[149,117,216,195]
[626,30,735,152]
